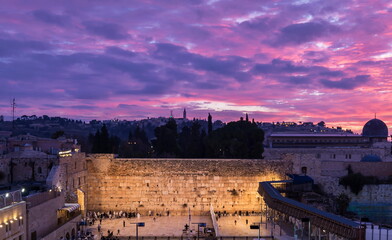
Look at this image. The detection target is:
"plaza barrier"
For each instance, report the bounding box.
[210,204,220,237]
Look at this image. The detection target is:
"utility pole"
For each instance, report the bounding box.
[11,98,16,129]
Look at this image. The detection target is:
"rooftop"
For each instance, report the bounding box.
[270,133,360,137]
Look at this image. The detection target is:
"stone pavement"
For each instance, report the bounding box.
[216,215,295,240]
[87,215,212,238]
[84,215,296,240]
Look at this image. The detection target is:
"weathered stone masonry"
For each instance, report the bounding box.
[86,154,291,215]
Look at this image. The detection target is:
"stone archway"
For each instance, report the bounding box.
[65,232,70,240]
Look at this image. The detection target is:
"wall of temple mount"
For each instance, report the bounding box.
[86,154,292,215]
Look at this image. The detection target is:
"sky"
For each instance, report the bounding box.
[1,0,392,133]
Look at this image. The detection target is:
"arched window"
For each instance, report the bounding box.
[301,167,307,175]
[38,167,42,174]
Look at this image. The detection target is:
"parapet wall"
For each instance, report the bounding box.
[86,155,291,215]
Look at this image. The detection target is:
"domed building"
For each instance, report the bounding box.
[362,118,389,142]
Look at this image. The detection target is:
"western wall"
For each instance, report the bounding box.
[85,151,392,216]
[86,154,292,215]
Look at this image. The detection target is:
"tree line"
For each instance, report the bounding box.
[90,117,264,159]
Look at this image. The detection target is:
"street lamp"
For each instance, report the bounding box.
[192,222,206,240]
[130,222,145,240]
[359,217,369,240]
[301,217,310,240]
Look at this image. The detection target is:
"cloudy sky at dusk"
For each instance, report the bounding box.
[1,0,392,133]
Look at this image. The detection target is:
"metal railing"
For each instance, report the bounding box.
[0,189,22,208]
[259,180,364,240]
[24,190,61,208]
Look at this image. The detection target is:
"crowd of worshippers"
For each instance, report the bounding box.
[85,210,142,224]
[214,210,262,218]
[85,210,172,224]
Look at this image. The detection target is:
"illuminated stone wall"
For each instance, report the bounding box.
[86,154,291,215]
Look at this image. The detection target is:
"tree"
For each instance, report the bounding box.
[317,121,326,127]
[178,126,191,157]
[189,122,204,157]
[119,127,151,157]
[339,172,366,195]
[90,124,118,153]
[152,119,179,157]
[91,130,101,153]
[51,130,65,139]
[208,113,212,135]
[205,120,264,158]
[100,124,111,153]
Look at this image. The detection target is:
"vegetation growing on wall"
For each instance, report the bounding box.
[339,165,383,195]
[336,193,350,214]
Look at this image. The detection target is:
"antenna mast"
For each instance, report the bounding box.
[11,98,16,129]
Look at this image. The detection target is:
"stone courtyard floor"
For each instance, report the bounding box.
[85,215,295,240]
[216,215,294,240]
[87,215,213,238]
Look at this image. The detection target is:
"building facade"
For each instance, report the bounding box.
[0,190,27,240]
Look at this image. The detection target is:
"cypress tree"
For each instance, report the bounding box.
[208,113,212,135]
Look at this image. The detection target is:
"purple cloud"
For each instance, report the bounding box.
[272,21,340,46]
[32,9,70,26]
[320,75,370,90]
[83,21,129,40]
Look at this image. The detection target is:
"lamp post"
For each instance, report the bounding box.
[301,218,310,240]
[359,217,369,240]
[192,222,206,240]
[130,222,145,240]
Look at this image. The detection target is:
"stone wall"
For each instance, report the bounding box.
[86,155,291,215]
[265,148,392,202]
[264,147,389,163]
[344,184,392,203]
[58,152,88,202]
[0,154,57,184]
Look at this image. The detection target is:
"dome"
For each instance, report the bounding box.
[361,154,382,162]
[362,118,388,138]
